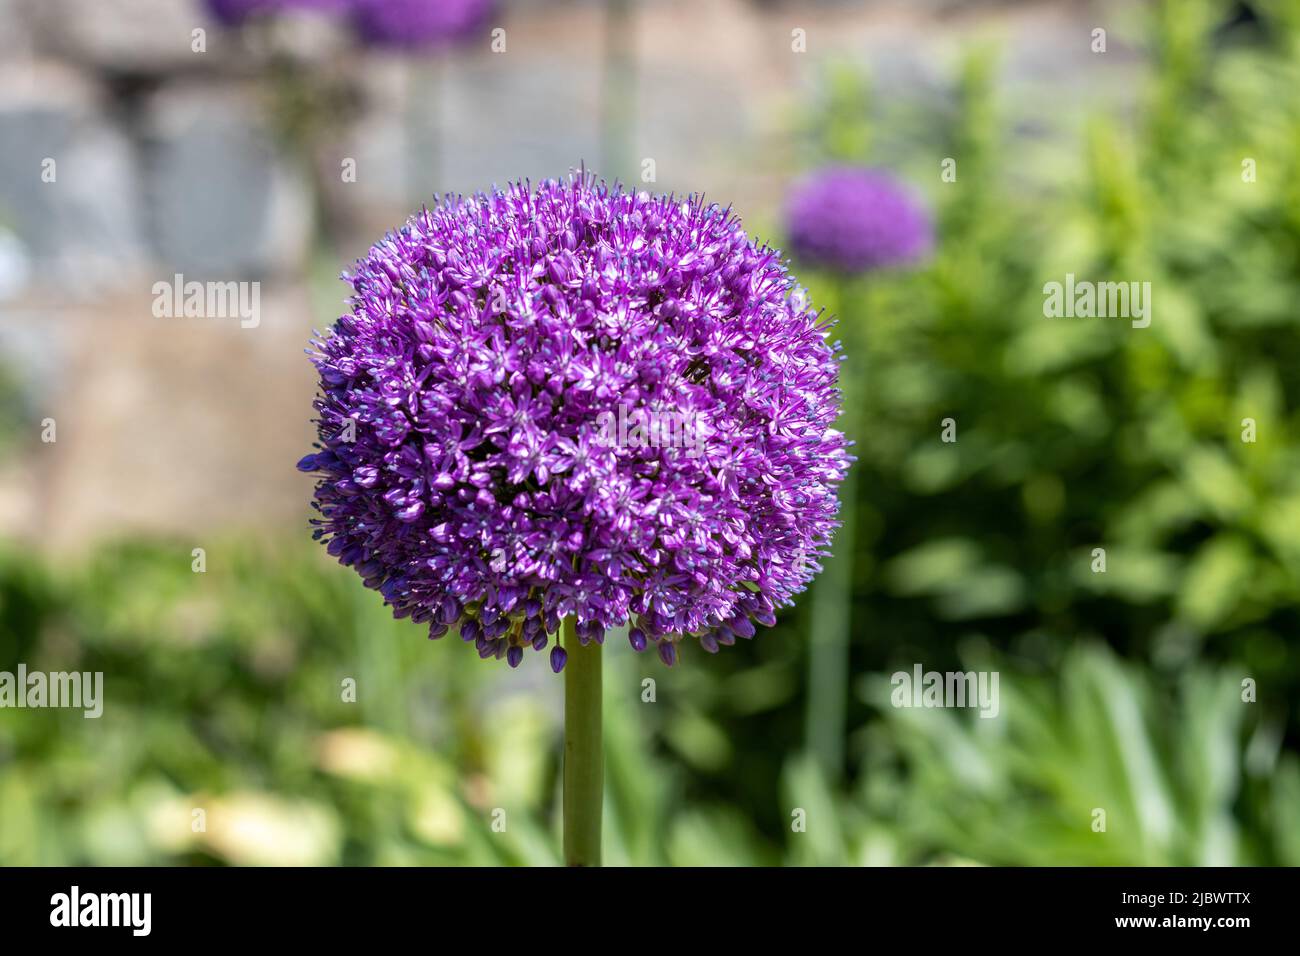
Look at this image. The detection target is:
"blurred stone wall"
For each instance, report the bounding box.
[0,0,1130,549]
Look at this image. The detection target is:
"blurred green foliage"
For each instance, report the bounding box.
[2,0,1299,865]
[2,541,1293,865]
[821,0,1300,723]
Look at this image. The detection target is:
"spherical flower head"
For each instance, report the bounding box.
[784,166,933,274]
[299,173,850,669]
[350,0,494,49]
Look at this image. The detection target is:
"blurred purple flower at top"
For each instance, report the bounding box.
[204,0,350,27]
[784,167,933,275]
[351,0,494,49]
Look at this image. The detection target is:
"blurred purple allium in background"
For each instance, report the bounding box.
[298,174,850,670]
[352,0,493,49]
[203,0,276,25]
[205,0,492,49]
[784,167,933,274]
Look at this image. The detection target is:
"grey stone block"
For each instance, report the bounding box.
[0,60,148,294]
[140,83,314,278]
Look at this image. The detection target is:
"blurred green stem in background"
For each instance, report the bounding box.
[805,467,856,782]
[601,0,636,180]
[563,617,603,866]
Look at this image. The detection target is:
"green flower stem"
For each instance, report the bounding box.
[562,617,603,866]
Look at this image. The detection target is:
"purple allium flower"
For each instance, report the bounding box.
[351,0,493,49]
[299,173,850,670]
[204,0,348,27]
[784,167,933,274]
